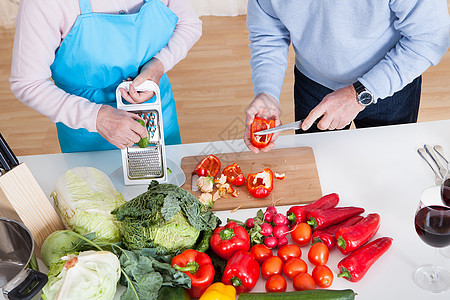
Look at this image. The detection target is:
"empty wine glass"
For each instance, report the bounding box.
[414,186,450,292]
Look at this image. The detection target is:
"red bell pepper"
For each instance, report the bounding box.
[222,251,260,294]
[335,213,381,255]
[250,117,276,148]
[210,221,251,260]
[337,237,393,282]
[194,154,221,177]
[287,193,340,225]
[222,163,246,186]
[171,249,215,298]
[312,215,364,250]
[246,168,274,198]
[306,206,365,231]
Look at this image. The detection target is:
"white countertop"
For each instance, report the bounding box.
[18,120,450,299]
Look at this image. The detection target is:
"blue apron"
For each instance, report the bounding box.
[51,0,181,152]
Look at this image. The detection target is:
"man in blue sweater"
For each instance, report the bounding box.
[244,0,449,153]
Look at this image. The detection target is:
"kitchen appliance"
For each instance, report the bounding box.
[116,81,167,185]
[0,218,47,300]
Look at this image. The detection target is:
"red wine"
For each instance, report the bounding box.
[414,205,450,248]
[441,178,450,206]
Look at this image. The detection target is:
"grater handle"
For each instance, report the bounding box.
[116,80,161,111]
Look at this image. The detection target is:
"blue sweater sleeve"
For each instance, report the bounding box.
[360,0,449,101]
[247,0,291,101]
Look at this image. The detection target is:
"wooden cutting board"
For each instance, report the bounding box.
[181,147,322,211]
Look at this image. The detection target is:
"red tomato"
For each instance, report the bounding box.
[250,117,276,148]
[282,257,308,279]
[290,223,312,246]
[293,272,316,291]
[193,154,221,177]
[308,242,329,266]
[312,265,334,288]
[222,163,246,186]
[277,244,302,263]
[261,256,283,279]
[265,274,287,293]
[250,244,273,265]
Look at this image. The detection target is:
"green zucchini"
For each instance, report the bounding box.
[136,119,149,148]
[238,289,355,300]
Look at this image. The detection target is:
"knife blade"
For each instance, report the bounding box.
[0,133,19,167]
[253,120,304,135]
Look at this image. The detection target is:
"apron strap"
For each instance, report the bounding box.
[78,0,92,14]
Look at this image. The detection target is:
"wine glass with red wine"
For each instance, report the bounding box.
[414,186,450,292]
[440,163,450,258]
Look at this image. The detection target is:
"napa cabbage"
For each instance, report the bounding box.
[51,167,125,243]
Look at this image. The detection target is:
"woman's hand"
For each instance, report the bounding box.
[301,85,365,131]
[119,57,165,104]
[244,93,282,153]
[96,105,147,149]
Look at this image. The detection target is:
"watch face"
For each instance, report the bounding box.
[359,91,373,106]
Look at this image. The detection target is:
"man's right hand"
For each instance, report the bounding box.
[96,105,148,149]
[244,93,281,153]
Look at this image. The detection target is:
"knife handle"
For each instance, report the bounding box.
[0,133,19,167]
[0,150,11,172]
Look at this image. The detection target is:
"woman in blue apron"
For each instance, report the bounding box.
[49,0,192,152]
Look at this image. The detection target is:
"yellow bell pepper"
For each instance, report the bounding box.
[199,282,236,300]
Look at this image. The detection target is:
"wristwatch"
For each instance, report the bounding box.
[353,81,374,107]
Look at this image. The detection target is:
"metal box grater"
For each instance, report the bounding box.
[116,81,167,185]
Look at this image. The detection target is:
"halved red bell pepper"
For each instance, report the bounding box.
[311,215,364,250]
[194,154,221,177]
[338,237,393,282]
[171,249,215,298]
[287,193,340,225]
[210,221,251,260]
[222,251,260,294]
[250,117,276,148]
[335,213,380,255]
[306,206,365,231]
[246,168,274,198]
[222,163,246,186]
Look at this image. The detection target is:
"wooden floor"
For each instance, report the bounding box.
[0,16,449,156]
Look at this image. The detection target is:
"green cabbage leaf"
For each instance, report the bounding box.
[112,181,220,252]
[42,250,121,300]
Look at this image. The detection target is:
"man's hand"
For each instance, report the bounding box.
[244,93,282,153]
[119,57,165,104]
[96,105,147,149]
[301,85,365,131]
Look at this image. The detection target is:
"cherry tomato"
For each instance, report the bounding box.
[277,244,302,263]
[261,256,283,279]
[290,223,312,246]
[308,242,329,266]
[193,154,221,177]
[293,272,316,291]
[250,117,276,148]
[265,274,287,293]
[282,257,308,279]
[312,265,334,288]
[250,244,273,264]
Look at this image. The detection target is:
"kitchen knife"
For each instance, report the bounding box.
[0,133,19,168]
[253,120,304,135]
